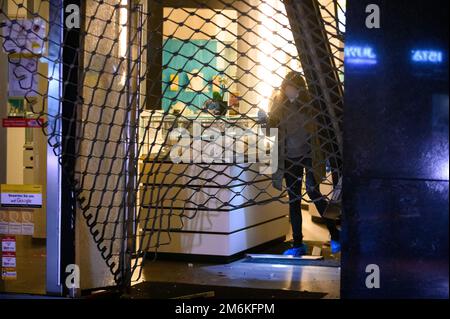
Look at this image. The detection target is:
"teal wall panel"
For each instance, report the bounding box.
[162,39,218,112]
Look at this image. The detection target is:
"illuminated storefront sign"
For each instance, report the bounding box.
[411,50,444,63]
[345,45,377,65]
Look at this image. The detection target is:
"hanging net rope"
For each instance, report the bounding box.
[0,0,344,287]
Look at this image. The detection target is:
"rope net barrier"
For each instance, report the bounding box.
[0,0,344,286]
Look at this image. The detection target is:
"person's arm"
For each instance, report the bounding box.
[258,92,282,137]
[267,93,281,130]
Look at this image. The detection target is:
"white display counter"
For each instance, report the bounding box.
[139,161,290,260]
[138,112,290,260]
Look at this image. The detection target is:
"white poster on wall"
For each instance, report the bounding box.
[8,58,39,97]
[1,18,46,54]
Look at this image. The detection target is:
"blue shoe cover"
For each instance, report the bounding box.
[331,240,341,254]
[283,244,308,256]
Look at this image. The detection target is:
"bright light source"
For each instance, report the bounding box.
[411,50,444,64]
[119,0,128,59]
[345,45,378,65]
[257,0,301,113]
[337,0,346,33]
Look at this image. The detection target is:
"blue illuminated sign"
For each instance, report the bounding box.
[411,50,444,63]
[345,46,377,65]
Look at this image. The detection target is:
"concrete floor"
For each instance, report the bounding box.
[135,210,341,299]
[138,259,340,299]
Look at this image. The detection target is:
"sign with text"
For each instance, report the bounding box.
[2,117,44,128]
[0,184,42,208]
[1,268,17,281]
[1,252,16,268]
[1,236,16,252]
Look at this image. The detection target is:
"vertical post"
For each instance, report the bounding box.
[0,0,8,295]
[58,0,82,297]
[146,0,163,110]
[343,0,448,298]
[0,1,7,187]
[46,0,64,296]
[121,0,139,293]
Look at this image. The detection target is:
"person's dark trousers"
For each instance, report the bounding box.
[328,155,342,189]
[284,157,340,248]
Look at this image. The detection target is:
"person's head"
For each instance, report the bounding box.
[280,71,307,101]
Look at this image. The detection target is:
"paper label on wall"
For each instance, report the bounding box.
[21,223,34,236]
[1,18,46,54]
[2,252,16,268]
[0,211,35,235]
[1,268,17,280]
[0,184,42,208]
[8,58,39,97]
[21,211,34,236]
[7,223,22,235]
[0,223,8,235]
[1,236,16,252]
[0,223,34,236]
[0,211,9,235]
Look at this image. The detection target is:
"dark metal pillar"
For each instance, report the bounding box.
[60,0,82,297]
[343,0,449,298]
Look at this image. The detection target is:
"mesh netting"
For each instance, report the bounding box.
[0,0,344,287]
